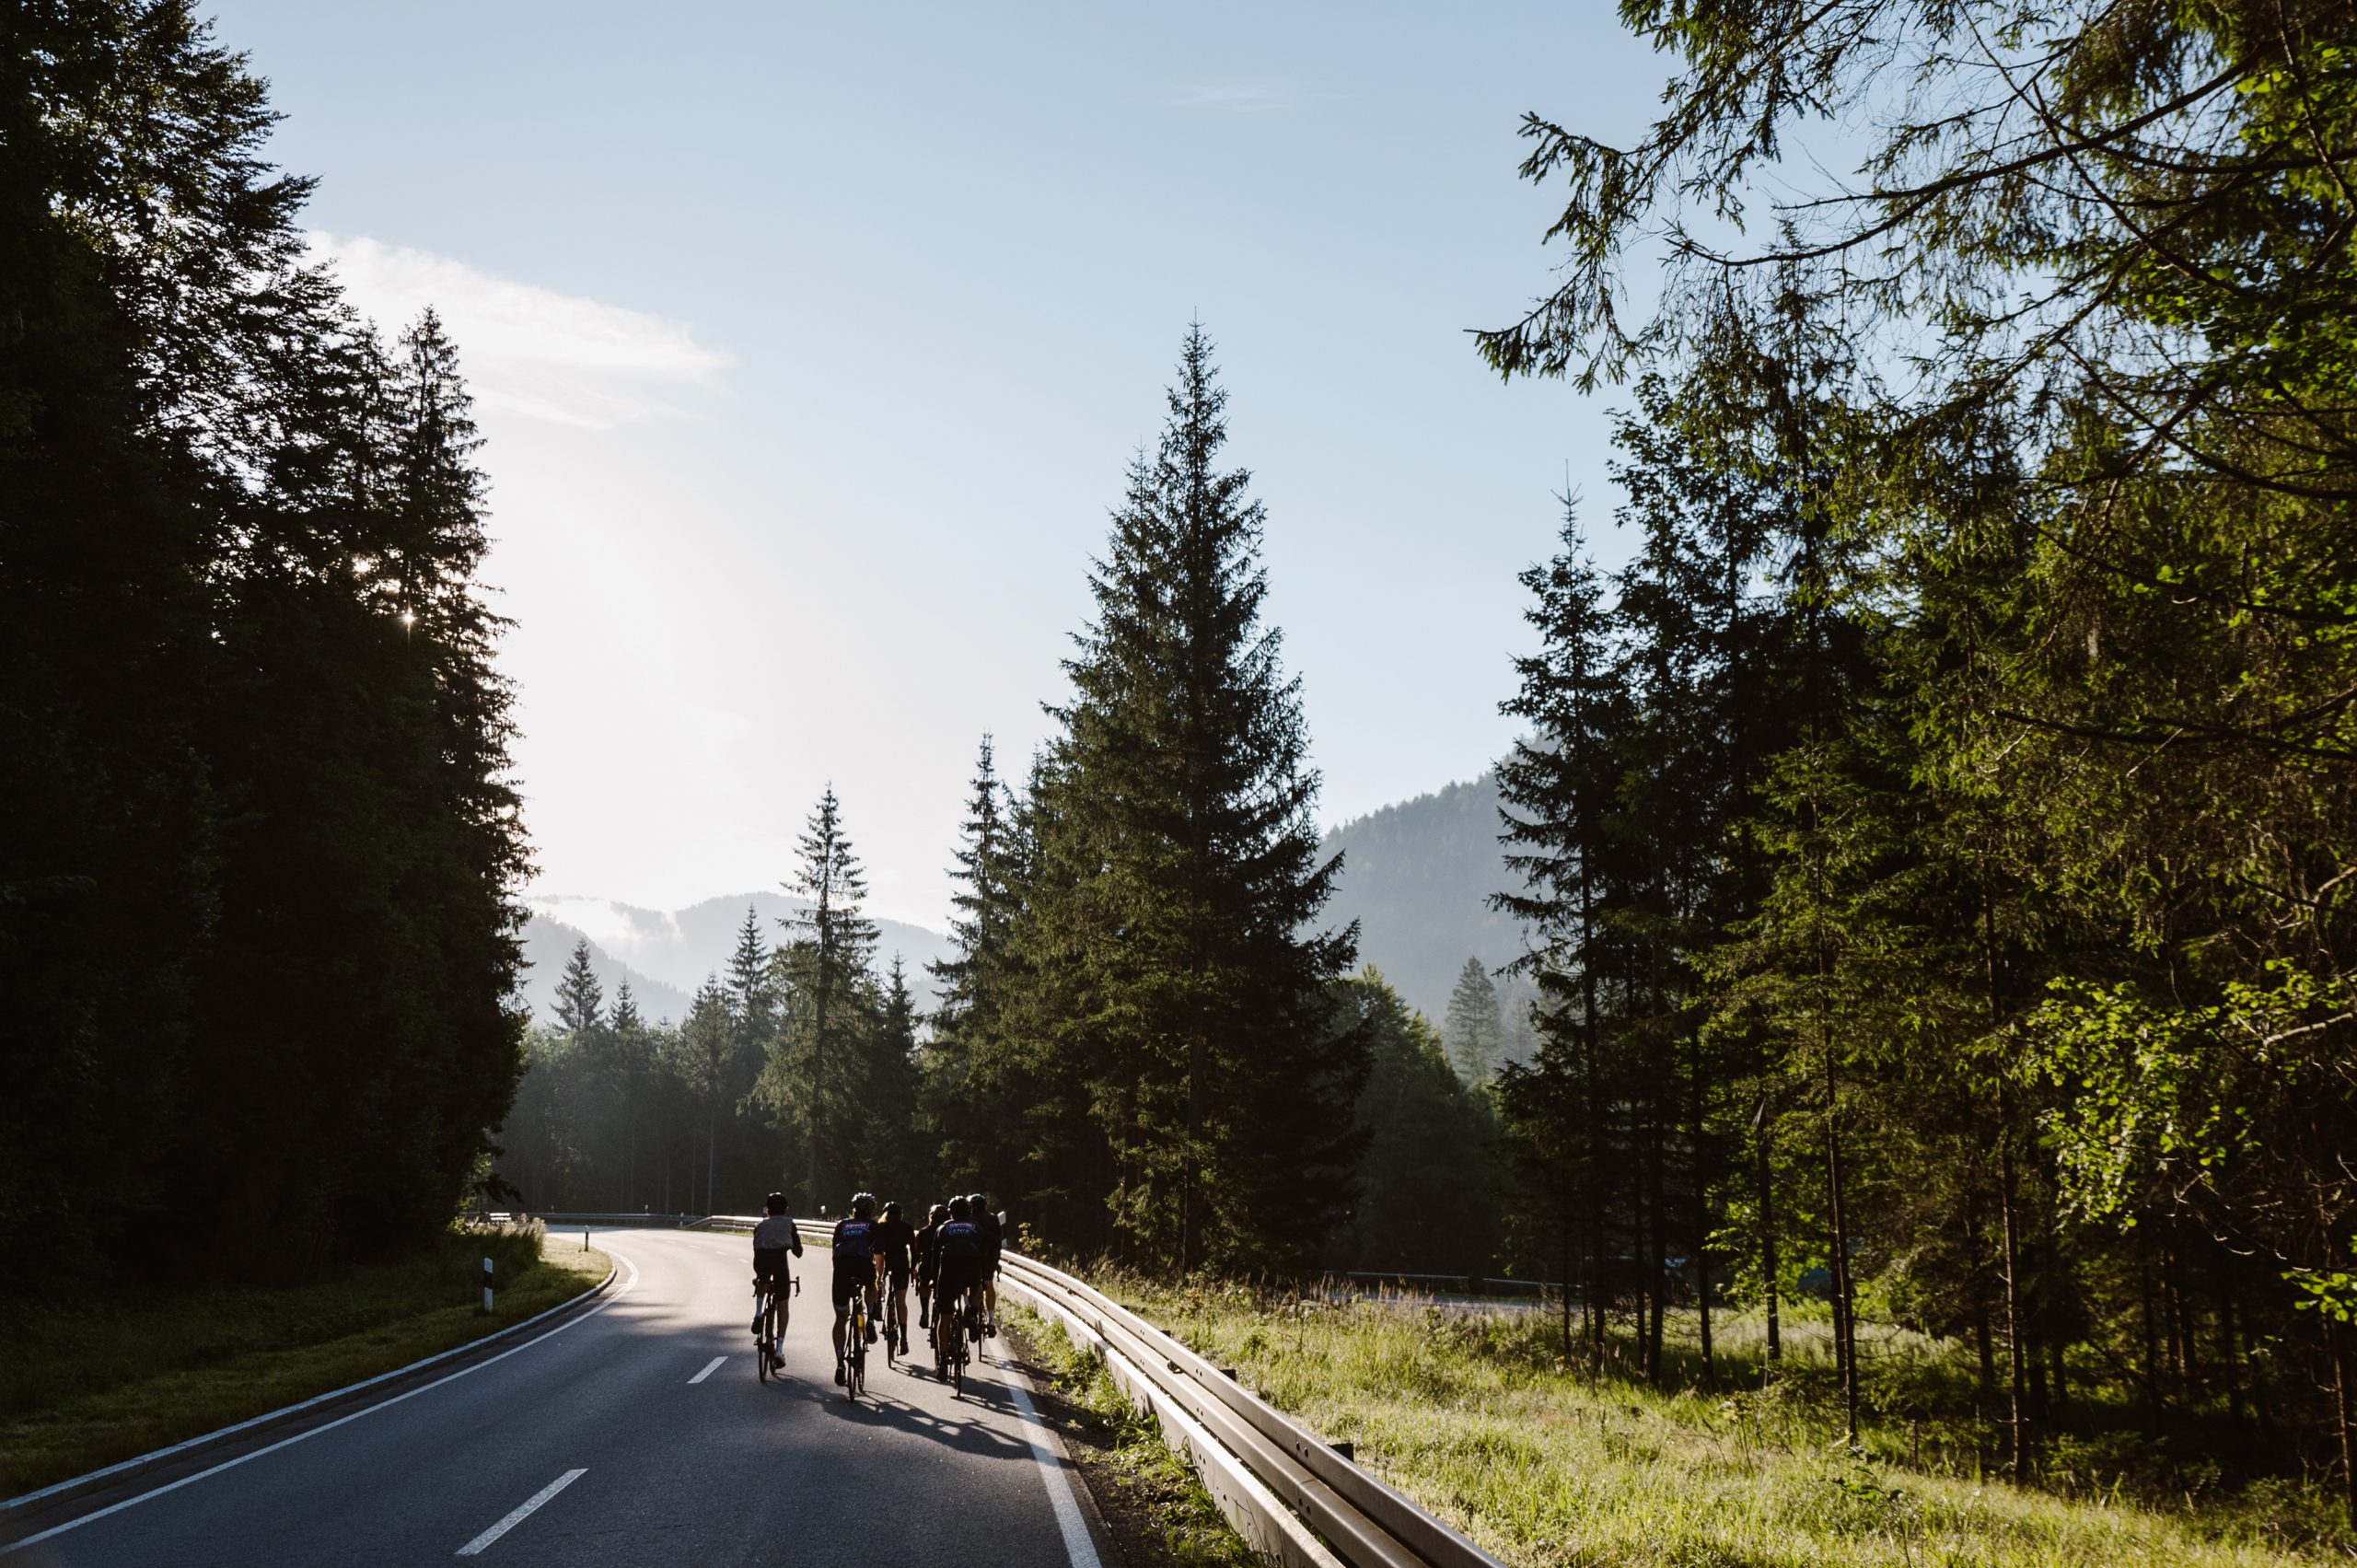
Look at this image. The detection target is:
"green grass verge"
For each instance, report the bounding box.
[1094,1278,2344,1568]
[0,1226,610,1499]
[1009,1305,1260,1568]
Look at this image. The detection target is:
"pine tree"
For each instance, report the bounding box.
[768,787,879,1212]
[865,955,924,1196]
[1494,500,1629,1372]
[1018,324,1365,1272]
[726,904,773,1057]
[1441,957,1503,1086]
[678,978,735,1215]
[554,939,605,1041]
[605,981,651,1210]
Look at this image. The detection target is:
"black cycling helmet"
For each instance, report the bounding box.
[927,1202,948,1224]
[948,1195,970,1219]
[765,1191,789,1216]
[966,1191,988,1216]
[882,1200,902,1220]
[850,1191,877,1217]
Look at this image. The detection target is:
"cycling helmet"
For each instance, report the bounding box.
[967,1192,988,1215]
[850,1191,877,1217]
[764,1191,789,1216]
[927,1202,948,1224]
[882,1200,902,1220]
[948,1196,970,1219]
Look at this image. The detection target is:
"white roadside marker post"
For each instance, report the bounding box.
[482,1255,494,1315]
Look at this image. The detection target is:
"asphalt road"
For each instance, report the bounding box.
[4,1228,1100,1567]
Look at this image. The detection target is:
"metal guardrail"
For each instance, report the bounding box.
[689,1216,1504,1568]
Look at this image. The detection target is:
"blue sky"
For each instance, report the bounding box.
[214,2,1669,928]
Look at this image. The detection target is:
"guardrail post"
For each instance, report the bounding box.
[482,1255,494,1315]
[583,1226,590,1251]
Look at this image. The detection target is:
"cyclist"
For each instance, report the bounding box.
[931,1196,984,1360]
[874,1200,917,1356]
[970,1191,1003,1337]
[751,1192,803,1342]
[913,1201,948,1330]
[830,1191,884,1386]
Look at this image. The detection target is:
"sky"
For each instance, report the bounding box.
[211,2,1672,931]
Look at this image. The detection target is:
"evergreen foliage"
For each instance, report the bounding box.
[1441,957,1503,1086]
[0,2,527,1283]
[929,327,1369,1274]
[1482,0,2357,1522]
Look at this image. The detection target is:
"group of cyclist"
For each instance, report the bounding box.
[750,1188,1004,1386]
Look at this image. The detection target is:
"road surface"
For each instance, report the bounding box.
[4,1228,1100,1567]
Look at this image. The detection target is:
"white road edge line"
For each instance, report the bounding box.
[994,1353,1106,1568]
[0,1252,640,1557]
[454,1468,585,1557]
[689,1355,726,1384]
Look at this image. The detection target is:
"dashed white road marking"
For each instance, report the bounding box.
[689,1356,726,1384]
[454,1468,584,1556]
[1,1253,640,1556]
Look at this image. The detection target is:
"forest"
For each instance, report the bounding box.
[9,0,2355,1542]
[1471,0,2357,1531]
[3,3,528,1283]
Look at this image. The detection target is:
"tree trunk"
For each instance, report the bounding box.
[1757,1099,1782,1365]
[1968,1189,1996,1399]
[1998,1082,2029,1475]
[1645,1101,1667,1381]
[1823,1042,1858,1446]
[2333,1316,2357,1533]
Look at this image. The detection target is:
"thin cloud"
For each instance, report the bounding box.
[308,233,730,429]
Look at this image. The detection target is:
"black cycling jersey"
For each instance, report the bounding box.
[913,1221,941,1282]
[872,1216,915,1276]
[831,1215,880,1269]
[975,1209,1004,1271]
[936,1218,981,1260]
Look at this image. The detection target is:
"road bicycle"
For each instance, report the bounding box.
[933,1284,973,1395]
[883,1275,907,1366]
[752,1272,797,1381]
[845,1283,873,1401]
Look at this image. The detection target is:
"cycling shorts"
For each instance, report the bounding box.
[753,1247,795,1286]
[831,1264,877,1312]
[932,1258,980,1312]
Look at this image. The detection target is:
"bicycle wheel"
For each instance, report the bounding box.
[847,1304,866,1400]
[758,1294,771,1382]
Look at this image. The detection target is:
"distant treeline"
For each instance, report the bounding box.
[3,6,527,1283]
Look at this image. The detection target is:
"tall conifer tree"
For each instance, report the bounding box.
[1019,324,1365,1272]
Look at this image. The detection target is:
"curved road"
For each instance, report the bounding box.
[5,1228,1100,1567]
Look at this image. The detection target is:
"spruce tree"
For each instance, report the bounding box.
[1494,502,1629,1372]
[554,938,605,1041]
[1020,324,1365,1272]
[770,787,879,1211]
[1441,957,1503,1086]
[726,904,773,1058]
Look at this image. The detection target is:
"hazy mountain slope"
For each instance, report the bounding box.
[517,893,956,1026]
[516,784,1521,1034]
[1318,773,1529,1027]
[517,914,693,1024]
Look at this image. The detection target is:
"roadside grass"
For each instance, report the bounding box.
[0,1225,610,1499]
[1008,1305,1260,1568]
[1094,1275,2345,1568]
